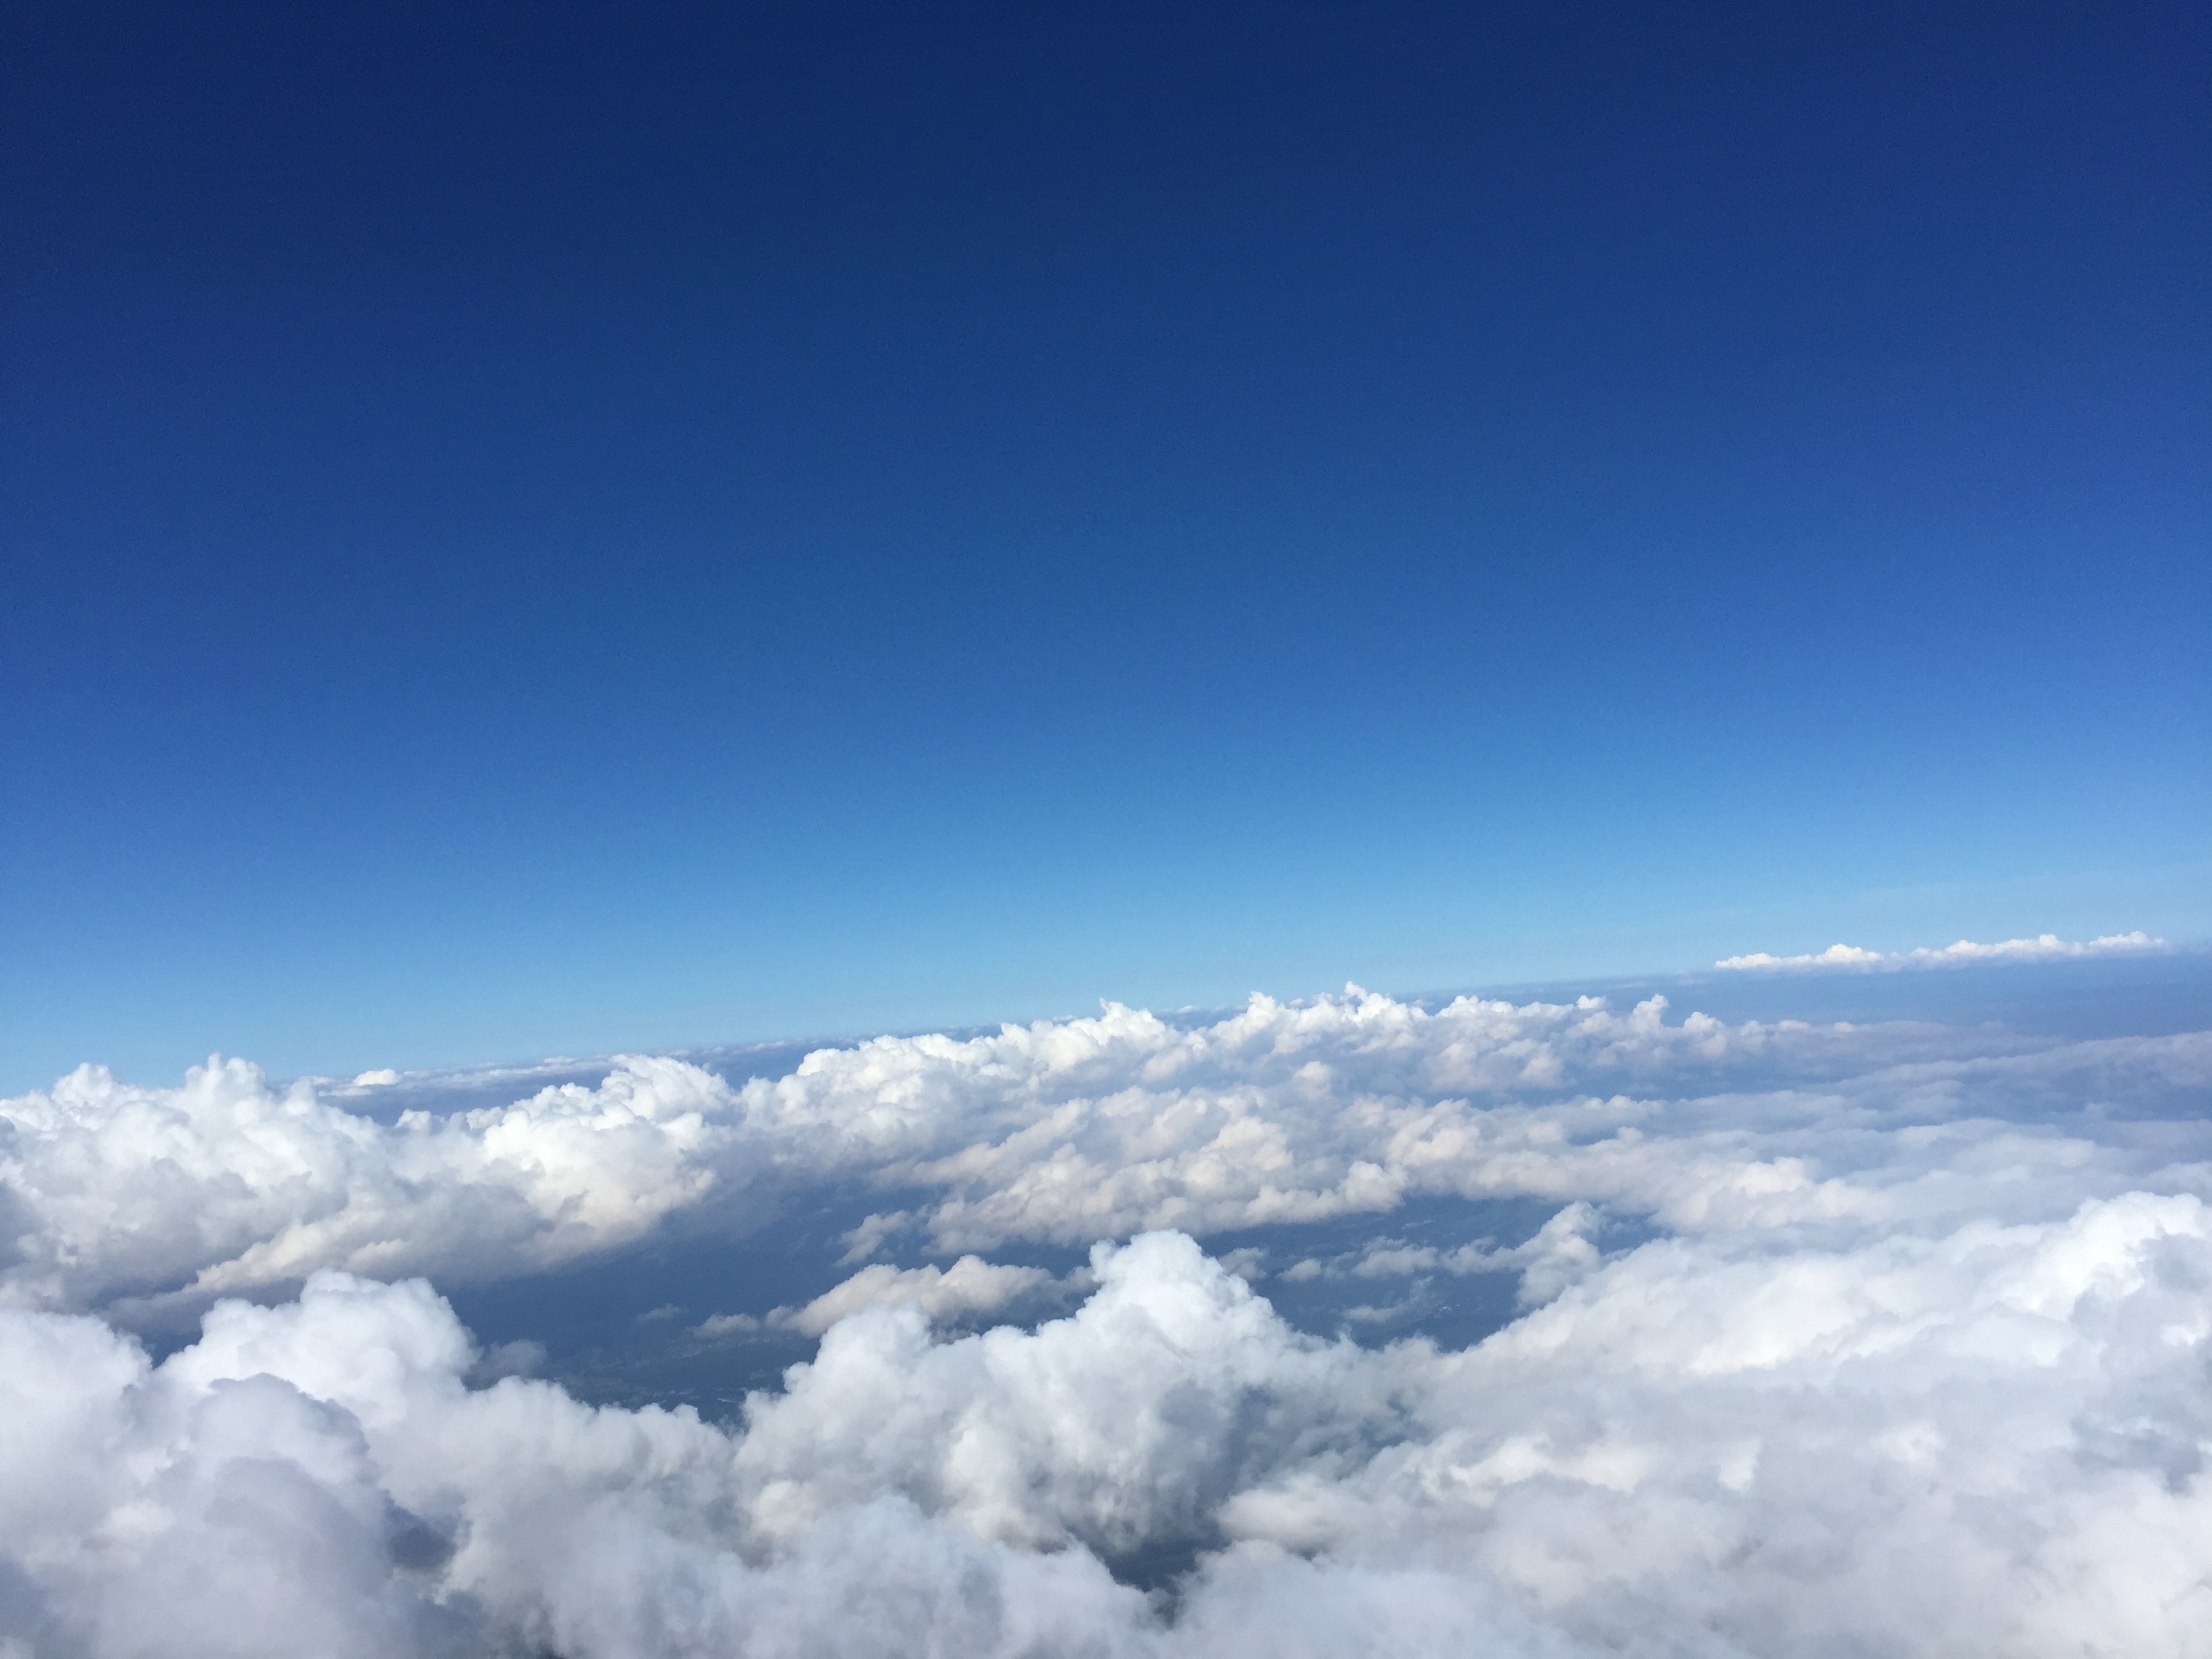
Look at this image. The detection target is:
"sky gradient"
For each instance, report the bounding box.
[5,1,2207,1088]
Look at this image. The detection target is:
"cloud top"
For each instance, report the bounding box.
[6,977,2206,1318]
[0,1052,750,1316]
[5,967,2211,1653]
[7,1186,2212,1655]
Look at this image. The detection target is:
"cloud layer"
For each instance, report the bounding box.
[3,968,2210,1654]
[5,1202,2209,1656]
[14,978,2200,1316]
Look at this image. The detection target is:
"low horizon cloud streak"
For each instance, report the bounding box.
[3,937,2209,1654]
[1715,928,2171,973]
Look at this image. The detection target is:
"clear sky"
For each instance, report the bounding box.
[4,1,2206,1089]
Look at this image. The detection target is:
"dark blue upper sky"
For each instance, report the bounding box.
[5,1,2207,1087]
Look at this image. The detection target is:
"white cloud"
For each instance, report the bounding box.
[1349,1201,1605,1306]
[695,1257,1070,1341]
[759,1256,1068,1338]
[838,1208,916,1263]
[5,1193,2211,1655]
[0,1052,754,1315]
[693,1309,762,1339]
[6,983,2206,1322]
[5,966,2211,1653]
[1717,930,2170,972]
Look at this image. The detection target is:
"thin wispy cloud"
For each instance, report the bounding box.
[1715,929,2171,973]
[693,1257,1077,1341]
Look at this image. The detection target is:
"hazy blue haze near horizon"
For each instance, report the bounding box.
[259,947,2212,1107]
[5,1,2206,1090]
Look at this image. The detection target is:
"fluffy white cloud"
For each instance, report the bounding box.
[0,1054,752,1316]
[5,970,2210,1652]
[5,1196,2211,1656]
[1716,930,2169,972]
[6,983,2207,1318]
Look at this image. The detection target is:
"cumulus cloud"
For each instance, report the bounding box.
[5,979,2207,1320]
[0,1053,754,1316]
[5,969,2211,1652]
[5,1201,2212,1656]
[1716,929,2170,972]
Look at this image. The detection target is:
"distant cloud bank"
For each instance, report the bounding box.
[1715,928,2169,972]
[3,971,2209,1655]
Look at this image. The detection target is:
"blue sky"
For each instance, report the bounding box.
[4,1,2206,1089]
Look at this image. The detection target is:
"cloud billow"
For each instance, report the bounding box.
[3,968,2210,1654]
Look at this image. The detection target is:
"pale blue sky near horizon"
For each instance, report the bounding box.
[5,2,2207,1092]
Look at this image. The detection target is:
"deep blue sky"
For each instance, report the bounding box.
[5,1,2207,1088]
